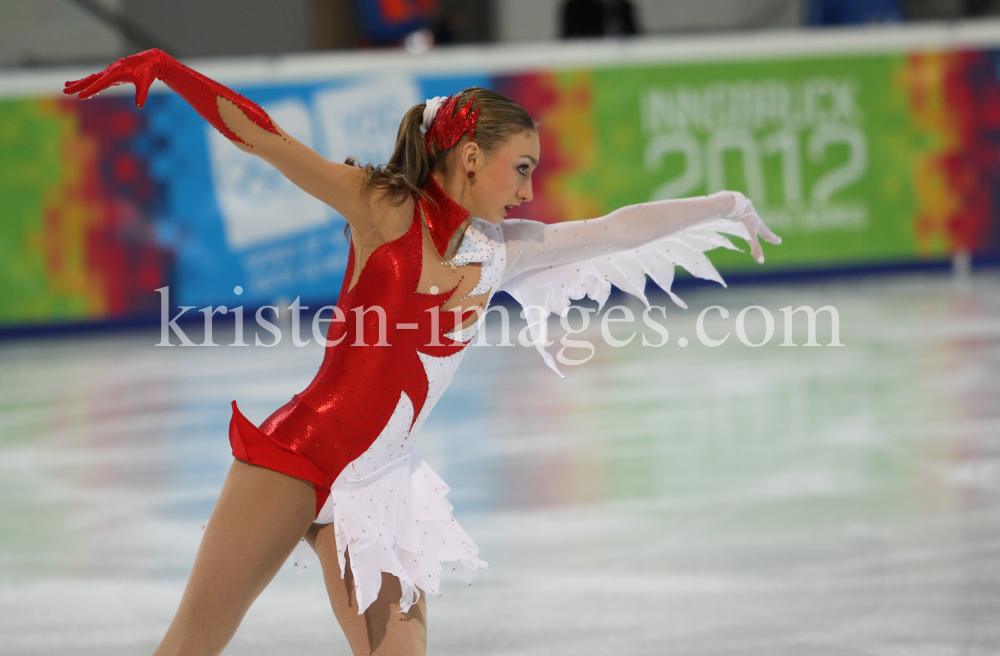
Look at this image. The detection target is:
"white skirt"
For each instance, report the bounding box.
[292,452,487,614]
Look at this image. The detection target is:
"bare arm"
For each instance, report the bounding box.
[65,49,384,239]
[216,98,374,229]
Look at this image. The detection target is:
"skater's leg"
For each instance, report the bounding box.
[305,523,427,656]
[153,459,316,656]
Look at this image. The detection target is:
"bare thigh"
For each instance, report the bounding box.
[153,459,317,656]
[305,523,427,656]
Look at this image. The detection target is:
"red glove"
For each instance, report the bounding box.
[64,49,280,146]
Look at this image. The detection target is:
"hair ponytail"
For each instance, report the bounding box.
[347,103,433,207]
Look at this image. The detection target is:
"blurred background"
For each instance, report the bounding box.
[3,0,1000,65]
[2,0,1000,329]
[1,1,999,655]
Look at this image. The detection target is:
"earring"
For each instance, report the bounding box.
[467,171,475,178]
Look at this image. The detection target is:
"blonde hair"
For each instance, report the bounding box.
[349,87,536,206]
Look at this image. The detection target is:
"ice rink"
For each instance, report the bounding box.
[2,271,998,655]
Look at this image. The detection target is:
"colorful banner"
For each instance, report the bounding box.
[1,43,998,329]
[0,97,168,326]
[505,51,1000,271]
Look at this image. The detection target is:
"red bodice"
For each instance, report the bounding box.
[229,179,476,514]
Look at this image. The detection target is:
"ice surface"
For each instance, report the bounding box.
[1,272,998,655]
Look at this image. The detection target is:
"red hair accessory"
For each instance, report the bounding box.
[424,95,481,154]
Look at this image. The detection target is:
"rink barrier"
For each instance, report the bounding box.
[1,20,999,330]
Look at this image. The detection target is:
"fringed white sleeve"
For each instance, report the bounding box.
[498,191,778,376]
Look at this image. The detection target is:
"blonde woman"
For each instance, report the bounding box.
[65,49,779,656]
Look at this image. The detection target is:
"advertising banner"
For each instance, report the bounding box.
[1,35,998,328]
[507,50,1000,272]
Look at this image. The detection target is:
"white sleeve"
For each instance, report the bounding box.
[496,191,779,377]
[499,191,748,287]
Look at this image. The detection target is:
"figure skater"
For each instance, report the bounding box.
[64,49,779,656]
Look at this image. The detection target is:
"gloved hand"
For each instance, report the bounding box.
[725,195,782,264]
[64,48,279,146]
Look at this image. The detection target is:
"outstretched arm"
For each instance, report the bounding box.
[498,192,781,376]
[500,191,780,286]
[64,49,377,235]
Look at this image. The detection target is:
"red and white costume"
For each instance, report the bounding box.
[230,172,757,613]
[65,52,773,615]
